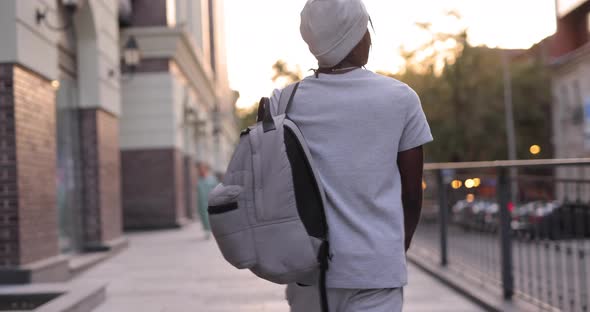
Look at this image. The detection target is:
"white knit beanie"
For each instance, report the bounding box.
[300,0,369,68]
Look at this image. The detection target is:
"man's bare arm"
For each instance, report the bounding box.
[397,146,424,252]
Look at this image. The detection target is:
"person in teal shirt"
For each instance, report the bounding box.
[197,162,219,240]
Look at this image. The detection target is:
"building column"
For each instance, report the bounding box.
[184,154,196,220]
[79,108,125,251]
[0,64,68,284]
[121,148,187,229]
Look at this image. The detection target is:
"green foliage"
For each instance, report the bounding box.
[237,106,258,131]
[390,22,552,162]
[272,60,303,85]
[237,60,303,131]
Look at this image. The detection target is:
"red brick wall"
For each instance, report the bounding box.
[129,0,167,26]
[0,64,59,266]
[174,151,186,222]
[0,64,19,267]
[184,156,196,219]
[122,148,186,229]
[80,108,122,247]
[97,110,122,242]
[192,163,200,218]
[552,1,590,58]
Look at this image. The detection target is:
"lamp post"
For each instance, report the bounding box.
[502,50,519,204]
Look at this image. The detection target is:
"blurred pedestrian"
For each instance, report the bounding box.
[197,162,219,240]
[281,0,433,311]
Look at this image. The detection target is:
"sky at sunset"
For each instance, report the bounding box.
[223,0,557,110]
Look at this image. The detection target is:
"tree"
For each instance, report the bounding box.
[389,16,552,163]
[237,60,303,130]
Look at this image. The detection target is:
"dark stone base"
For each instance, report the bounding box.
[0,238,129,285]
[0,256,69,285]
[0,282,106,312]
[82,237,129,253]
[123,217,189,232]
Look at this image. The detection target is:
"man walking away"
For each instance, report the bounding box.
[197,162,218,240]
[282,0,433,311]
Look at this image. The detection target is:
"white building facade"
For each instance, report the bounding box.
[0,0,237,284]
[551,0,590,200]
[119,0,239,229]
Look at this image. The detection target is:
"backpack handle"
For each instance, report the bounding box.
[260,97,276,132]
[262,82,300,132]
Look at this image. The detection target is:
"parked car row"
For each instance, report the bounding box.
[450,200,590,239]
[513,201,590,239]
[451,200,499,233]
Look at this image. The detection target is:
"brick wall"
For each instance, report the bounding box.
[552,2,590,58]
[97,110,122,242]
[184,155,196,219]
[175,150,186,222]
[0,64,18,267]
[122,148,186,229]
[80,108,122,248]
[0,64,59,266]
[129,0,167,26]
[192,163,200,218]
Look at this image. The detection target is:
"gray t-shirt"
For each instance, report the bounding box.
[270,69,433,289]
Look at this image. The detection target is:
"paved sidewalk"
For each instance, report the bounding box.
[75,223,481,311]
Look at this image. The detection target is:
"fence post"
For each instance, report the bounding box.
[437,170,448,266]
[497,167,514,300]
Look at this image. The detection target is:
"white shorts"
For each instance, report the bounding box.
[286,284,403,312]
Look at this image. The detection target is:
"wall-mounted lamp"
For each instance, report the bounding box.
[120,36,141,82]
[123,36,141,68]
[36,0,80,31]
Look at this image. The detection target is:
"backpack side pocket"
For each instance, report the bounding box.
[208,184,257,269]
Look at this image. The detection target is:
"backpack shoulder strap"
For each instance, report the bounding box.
[277,82,300,116]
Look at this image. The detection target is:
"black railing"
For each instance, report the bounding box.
[415,159,590,312]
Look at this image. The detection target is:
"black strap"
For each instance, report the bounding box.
[318,240,330,312]
[283,82,300,116]
[278,82,301,115]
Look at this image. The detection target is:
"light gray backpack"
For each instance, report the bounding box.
[207,82,330,310]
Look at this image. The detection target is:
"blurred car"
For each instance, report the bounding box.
[452,200,499,233]
[521,202,590,239]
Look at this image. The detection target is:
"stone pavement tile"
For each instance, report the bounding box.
[405,265,484,312]
[75,223,480,311]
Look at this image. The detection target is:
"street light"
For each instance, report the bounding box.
[473,178,481,188]
[120,36,141,81]
[529,145,541,156]
[502,50,519,204]
[123,36,141,69]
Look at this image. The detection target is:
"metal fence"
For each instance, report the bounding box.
[414,159,590,312]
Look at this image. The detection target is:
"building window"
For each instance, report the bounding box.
[166,0,177,27]
[571,81,584,124]
[573,80,582,108]
[561,85,570,109]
